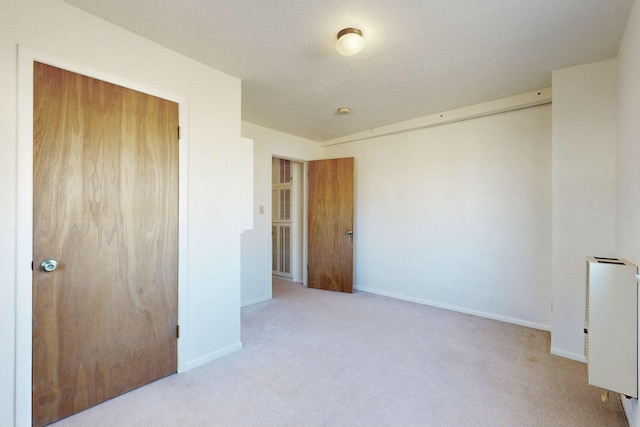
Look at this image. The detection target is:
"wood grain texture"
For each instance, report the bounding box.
[32,62,178,427]
[308,158,354,293]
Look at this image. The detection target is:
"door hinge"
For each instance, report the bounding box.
[31,261,33,271]
[176,325,180,339]
[177,126,181,140]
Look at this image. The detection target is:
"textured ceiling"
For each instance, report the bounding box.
[64,0,633,142]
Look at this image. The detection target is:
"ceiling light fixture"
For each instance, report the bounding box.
[335,28,364,56]
[337,107,351,114]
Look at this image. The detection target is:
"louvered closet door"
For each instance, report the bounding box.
[272,158,292,278]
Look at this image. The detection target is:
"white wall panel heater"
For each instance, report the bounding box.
[585,256,638,397]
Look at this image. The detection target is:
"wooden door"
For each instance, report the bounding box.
[32,62,179,427]
[308,158,354,293]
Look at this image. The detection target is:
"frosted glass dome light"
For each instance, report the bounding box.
[335,28,364,56]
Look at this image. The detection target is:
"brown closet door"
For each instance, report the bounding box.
[32,62,178,426]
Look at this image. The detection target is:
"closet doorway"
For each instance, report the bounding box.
[272,157,304,283]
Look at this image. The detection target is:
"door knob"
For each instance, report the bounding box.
[40,259,58,272]
[345,230,353,235]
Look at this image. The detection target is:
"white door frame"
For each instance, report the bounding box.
[15,45,190,426]
[269,154,307,286]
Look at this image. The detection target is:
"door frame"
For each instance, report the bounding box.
[271,156,304,282]
[15,46,190,426]
[269,152,308,288]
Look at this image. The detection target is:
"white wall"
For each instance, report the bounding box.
[1,1,242,425]
[615,1,640,424]
[617,1,640,265]
[240,122,321,306]
[323,105,553,330]
[550,59,618,362]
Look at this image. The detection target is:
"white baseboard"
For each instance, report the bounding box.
[622,395,638,427]
[550,347,587,363]
[356,286,551,332]
[241,295,272,307]
[183,341,243,372]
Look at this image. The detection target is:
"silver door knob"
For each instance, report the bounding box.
[40,259,58,272]
[345,230,353,235]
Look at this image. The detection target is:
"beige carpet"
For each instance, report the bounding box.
[52,279,627,427]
